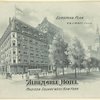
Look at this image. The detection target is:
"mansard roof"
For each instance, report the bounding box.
[37,17,63,35]
[0,23,11,46]
[14,18,48,43]
[0,17,48,46]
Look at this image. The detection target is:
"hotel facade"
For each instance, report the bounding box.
[0,17,62,74]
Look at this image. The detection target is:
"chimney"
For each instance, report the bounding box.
[43,17,48,22]
[9,17,12,25]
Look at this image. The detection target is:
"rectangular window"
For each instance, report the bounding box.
[24,60,27,62]
[30,53,34,55]
[13,51,16,54]
[36,50,39,53]
[18,44,20,47]
[13,60,16,63]
[18,59,21,62]
[36,48,38,50]
[30,46,33,49]
[36,54,38,56]
[29,40,32,43]
[41,61,43,63]
[13,34,15,37]
[35,42,38,45]
[13,43,15,46]
[30,60,34,62]
[24,52,27,54]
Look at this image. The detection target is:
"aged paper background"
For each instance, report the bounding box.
[0,1,100,100]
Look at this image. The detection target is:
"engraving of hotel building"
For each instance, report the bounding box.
[0,17,62,74]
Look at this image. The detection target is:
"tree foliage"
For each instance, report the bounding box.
[49,33,70,76]
[69,37,85,77]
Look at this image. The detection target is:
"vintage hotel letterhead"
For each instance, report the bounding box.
[0,1,100,99]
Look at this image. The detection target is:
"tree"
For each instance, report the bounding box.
[61,42,70,76]
[83,58,92,74]
[97,61,100,71]
[49,33,69,76]
[93,58,100,72]
[82,57,100,75]
[69,37,85,78]
[88,57,100,72]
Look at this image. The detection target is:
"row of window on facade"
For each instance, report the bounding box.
[13,50,48,56]
[18,35,46,43]
[12,59,48,64]
[15,22,46,37]
[0,58,48,64]
[12,40,48,48]
[0,49,48,60]
[13,32,47,43]
[0,32,47,52]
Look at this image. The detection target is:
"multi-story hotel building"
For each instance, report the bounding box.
[0,17,62,74]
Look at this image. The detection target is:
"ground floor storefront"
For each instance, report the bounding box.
[0,63,53,74]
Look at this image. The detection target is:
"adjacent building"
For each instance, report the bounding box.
[88,26,100,60]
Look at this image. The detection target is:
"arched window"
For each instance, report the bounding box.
[12,40,16,46]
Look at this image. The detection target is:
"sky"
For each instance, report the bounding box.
[0,2,100,47]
